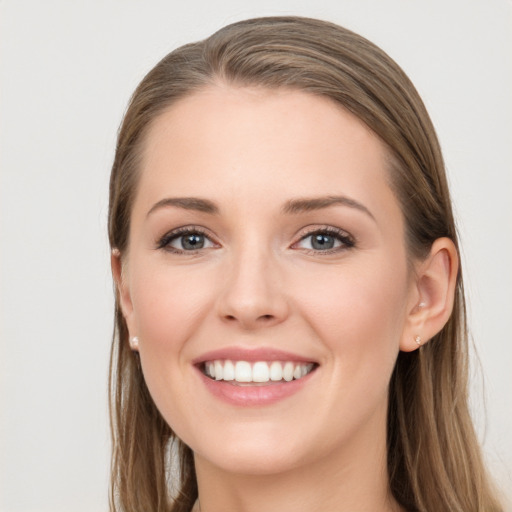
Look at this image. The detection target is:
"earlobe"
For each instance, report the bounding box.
[400,237,459,352]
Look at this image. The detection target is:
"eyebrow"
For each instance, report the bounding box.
[282,195,375,220]
[146,194,374,220]
[147,197,219,217]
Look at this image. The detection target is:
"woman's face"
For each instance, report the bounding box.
[119,86,418,475]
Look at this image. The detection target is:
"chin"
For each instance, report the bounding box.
[189,427,311,476]
[197,446,305,476]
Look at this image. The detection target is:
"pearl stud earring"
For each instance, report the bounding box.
[415,335,422,346]
[130,336,139,350]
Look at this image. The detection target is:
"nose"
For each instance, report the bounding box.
[216,247,289,330]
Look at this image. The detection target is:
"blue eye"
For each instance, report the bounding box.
[177,233,206,250]
[295,229,354,252]
[158,229,216,253]
[310,233,337,250]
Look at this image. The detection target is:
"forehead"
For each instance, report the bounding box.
[136,85,401,222]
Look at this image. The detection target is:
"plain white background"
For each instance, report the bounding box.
[0,1,510,511]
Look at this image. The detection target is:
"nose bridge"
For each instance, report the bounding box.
[217,237,288,329]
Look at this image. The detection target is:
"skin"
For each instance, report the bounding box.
[114,85,458,512]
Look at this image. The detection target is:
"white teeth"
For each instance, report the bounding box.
[283,362,294,382]
[223,360,235,381]
[269,361,283,381]
[214,360,223,380]
[235,361,252,382]
[252,361,270,382]
[204,360,315,383]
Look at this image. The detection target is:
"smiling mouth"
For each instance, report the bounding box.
[200,360,318,384]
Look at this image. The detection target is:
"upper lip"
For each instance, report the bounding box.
[192,346,318,365]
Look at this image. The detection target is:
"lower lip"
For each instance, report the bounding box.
[196,368,315,407]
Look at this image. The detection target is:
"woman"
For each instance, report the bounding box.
[108,16,503,512]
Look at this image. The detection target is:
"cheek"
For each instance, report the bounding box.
[131,261,210,336]
[285,258,409,450]
[128,261,218,379]
[294,255,408,378]
[127,262,219,432]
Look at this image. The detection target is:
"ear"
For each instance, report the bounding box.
[111,249,137,339]
[400,237,459,352]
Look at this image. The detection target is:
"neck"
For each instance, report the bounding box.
[193,406,402,512]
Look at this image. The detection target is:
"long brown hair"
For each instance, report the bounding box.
[108,16,502,512]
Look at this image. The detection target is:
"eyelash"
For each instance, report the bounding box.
[156,226,355,255]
